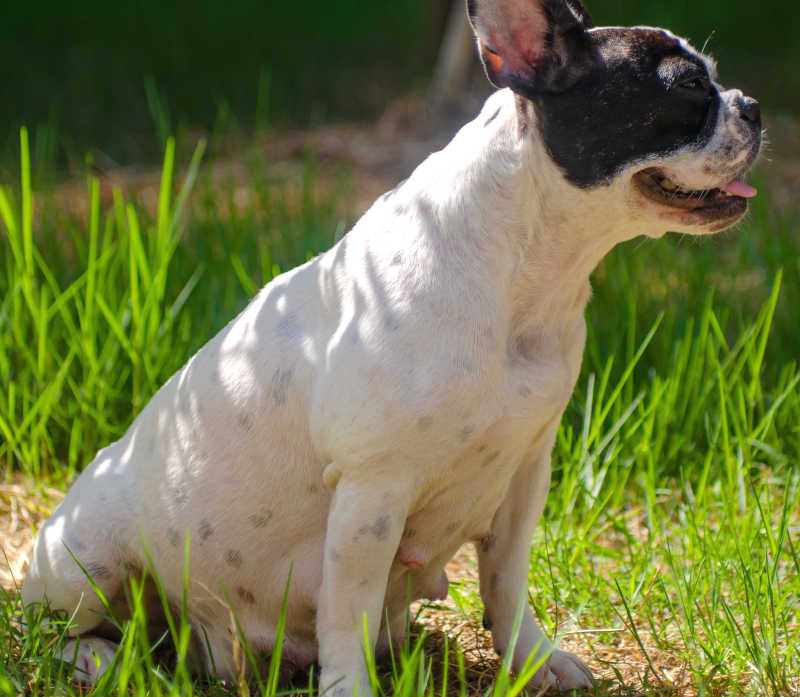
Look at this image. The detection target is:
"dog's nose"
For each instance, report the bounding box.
[739,96,761,125]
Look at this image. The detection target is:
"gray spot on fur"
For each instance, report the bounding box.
[271,368,293,406]
[329,548,340,562]
[359,516,390,541]
[518,385,532,398]
[237,587,256,604]
[459,425,475,441]
[172,486,189,506]
[86,562,111,580]
[344,325,360,345]
[444,520,461,535]
[199,519,214,541]
[417,415,433,431]
[275,313,301,341]
[63,534,86,553]
[391,253,403,266]
[166,527,181,547]
[248,510,272,529]
[490,571,500,591]
[238,412,254,430]
[225,549,242,569]
[225,549,243,569]
[482,450,501,468]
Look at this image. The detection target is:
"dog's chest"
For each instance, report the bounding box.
[398,322,585,555]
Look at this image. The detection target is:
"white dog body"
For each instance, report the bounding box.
[25,90,594,687]
[23,0,762,692]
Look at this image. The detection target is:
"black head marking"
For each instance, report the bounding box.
[533,28,720,187]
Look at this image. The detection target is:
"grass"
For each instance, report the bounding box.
[0,125,799,696]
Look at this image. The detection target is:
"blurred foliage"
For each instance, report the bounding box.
[0,0,432,168]
[0,0,795,170]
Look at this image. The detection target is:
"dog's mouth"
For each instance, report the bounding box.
[633,167,757,224]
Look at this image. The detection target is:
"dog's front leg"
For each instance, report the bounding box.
[317,472,412,697]
[478,451,593,691]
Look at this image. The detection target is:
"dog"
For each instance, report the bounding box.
[22,0,761,693]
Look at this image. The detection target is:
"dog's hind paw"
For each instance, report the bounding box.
[61,636,118,685]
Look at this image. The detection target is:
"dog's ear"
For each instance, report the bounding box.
[467,0,594,96]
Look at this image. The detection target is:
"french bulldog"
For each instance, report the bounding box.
[22,0,761,693]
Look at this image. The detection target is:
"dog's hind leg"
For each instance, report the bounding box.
[21,469,132,683]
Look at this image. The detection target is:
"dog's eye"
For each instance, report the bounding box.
[676,75,710,93]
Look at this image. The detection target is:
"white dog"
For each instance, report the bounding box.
[23,0,761,693]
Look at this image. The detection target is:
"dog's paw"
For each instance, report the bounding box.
[528,648,593,692]
[61,636,118,685]
[319,668,374,697]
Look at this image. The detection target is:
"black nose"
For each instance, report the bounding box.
[739,96,761,125]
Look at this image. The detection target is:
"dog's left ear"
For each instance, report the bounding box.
[467,0,594,96]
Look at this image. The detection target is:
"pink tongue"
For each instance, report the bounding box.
[721,179,757,198]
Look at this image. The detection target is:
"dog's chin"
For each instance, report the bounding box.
[633,167,750,234]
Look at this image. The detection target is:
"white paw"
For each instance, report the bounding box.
[61,636,118,685]
[319,669,374,697]
[528,648,593,692]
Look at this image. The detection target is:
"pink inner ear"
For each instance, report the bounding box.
[478,2,550,80]
[513,28,548,66]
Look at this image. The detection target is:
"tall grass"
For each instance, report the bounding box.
[0,129,347,481]
[1,128,798,695]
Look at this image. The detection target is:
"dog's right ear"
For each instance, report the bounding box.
[467,0,594,96]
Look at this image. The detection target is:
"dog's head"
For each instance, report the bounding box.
[468,0,762,235]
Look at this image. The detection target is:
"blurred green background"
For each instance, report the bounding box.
[1,0,796,171]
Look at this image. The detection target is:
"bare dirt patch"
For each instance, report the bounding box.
[0,476,63,591]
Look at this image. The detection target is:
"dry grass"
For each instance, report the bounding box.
[0,475,62,592]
